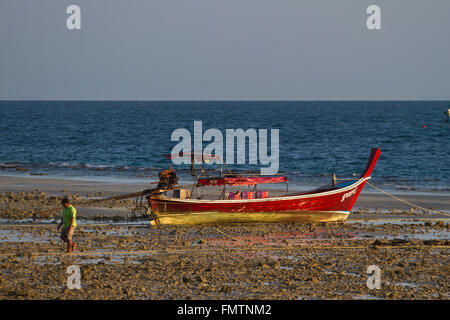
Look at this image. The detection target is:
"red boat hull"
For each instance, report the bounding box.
[149,148,380,225]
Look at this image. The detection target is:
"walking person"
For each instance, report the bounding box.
[57,198,77,253]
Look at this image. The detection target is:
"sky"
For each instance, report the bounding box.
[1,0,449,100]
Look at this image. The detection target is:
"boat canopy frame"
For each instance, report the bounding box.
[163,152,290,199]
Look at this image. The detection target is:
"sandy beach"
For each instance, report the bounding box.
[1,174,449,215]
[0,174,449,300]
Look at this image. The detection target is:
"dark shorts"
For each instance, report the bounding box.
[60,226,75,242]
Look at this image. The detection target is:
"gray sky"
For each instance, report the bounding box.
[1,0,449,100]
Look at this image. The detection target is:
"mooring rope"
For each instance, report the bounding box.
[366,182,450,218]
[212,227,248,245]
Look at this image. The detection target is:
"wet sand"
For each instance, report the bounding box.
[0,175,448,300]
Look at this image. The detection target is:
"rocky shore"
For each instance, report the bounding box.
[0,176,448,300]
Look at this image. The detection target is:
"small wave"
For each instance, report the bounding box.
[84,164,113,169]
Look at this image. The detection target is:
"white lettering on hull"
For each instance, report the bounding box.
[340,188,357,202]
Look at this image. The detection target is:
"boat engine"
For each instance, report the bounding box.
[157,168,178,190]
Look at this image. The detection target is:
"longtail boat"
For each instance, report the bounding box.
[147,148,381,225]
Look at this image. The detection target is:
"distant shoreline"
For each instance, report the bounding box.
[1,172,449,195]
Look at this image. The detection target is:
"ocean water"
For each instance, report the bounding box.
[0,101,449,193]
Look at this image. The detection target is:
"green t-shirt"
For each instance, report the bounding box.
[62,205,77,228]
